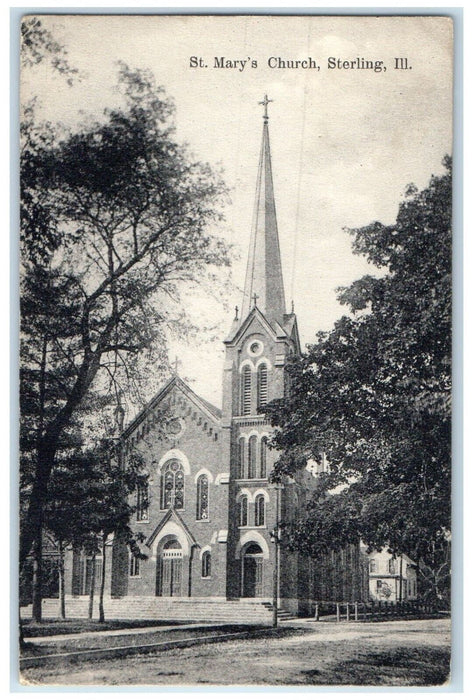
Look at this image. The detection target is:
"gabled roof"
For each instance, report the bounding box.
[283,313,302,354]
[146,508,199,549]
[224,304,286,346]
[122,374,221,440]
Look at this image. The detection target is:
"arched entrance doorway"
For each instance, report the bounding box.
[156,539,183,597]
[241,543,263,598]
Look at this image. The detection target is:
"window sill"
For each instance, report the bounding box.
[159,508,185,512]
[235,478,268,484]
[136,519,150,524]
[196,519,211,523]
[238,525,267,530]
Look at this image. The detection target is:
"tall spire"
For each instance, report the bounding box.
[242,95,286,324]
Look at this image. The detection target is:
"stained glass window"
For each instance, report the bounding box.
[160,460,185,510]
[136,481,149,521]
[196,474,209,520]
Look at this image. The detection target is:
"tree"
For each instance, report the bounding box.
[21,16,79,83]
[44,437,147,621]
[20,64,230,584]
[266,158,452,603]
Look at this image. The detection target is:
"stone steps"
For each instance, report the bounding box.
[21,597,294,622]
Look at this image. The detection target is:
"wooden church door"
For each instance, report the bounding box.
[242,544,263,597]
[157,540,183,597]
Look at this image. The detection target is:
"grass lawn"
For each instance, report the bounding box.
[19,618,451,687]
[21,618,188,638]
[20,623,270,657]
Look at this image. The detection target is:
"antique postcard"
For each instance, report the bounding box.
[18,14,453,687]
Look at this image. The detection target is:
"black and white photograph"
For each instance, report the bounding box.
[17,13,453,687]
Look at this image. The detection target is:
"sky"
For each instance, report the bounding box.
[21,14,453,410]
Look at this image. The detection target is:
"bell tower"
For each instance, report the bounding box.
[222,96,301,601]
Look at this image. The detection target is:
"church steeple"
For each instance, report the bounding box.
[242,95,286,325]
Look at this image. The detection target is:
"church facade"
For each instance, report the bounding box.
[66,101,318,614]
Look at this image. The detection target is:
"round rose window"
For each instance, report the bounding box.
[248,339,263,357]
[166,417,185,438]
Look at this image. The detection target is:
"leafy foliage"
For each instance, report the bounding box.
[266,158,452,601]
[20,64,230,570]
[21,17,79,83]
[44,440,145,551]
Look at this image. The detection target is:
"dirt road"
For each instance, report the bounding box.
[20,618,451,688]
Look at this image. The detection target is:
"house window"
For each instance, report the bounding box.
[260,437,267,478]
[248,436,257,479]
[255,495,265,526]
[238,496,248,527]
[376,579,383,590]
[160,460,185,510]
[196,474,209,520]
[241,366,252,415]
[388,558,396,574]
[202,551,211,578]
[257,364,268,409]
[369,559,377,573]
[237,437,245,479]
[136,480,149,521]
[130,554,140,577]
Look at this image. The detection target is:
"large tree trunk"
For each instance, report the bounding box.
[31,530,42,623]
[58,539,66,620]
[88,553,96,620]
[20,443,55,572]
[98,534,107,623]
[20,348,105,573]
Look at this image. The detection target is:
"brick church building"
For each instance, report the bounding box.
[64,98,373,617]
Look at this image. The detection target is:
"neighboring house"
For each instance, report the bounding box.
[366,548,418,602]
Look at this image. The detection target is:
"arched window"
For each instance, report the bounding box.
[257,363,268,409]
[202,551,211,578]
[136,479,149,521]
[238,496,248,527]
[196,474,209,521]
[130,553,140,577]
[241,366,252,415]
[160,460,185,510]
[248,436,257,479]
[255,495,265,526]
[260,437,268,479]
[237,437,245,479]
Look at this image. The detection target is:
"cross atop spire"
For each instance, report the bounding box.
[258,93,273,122]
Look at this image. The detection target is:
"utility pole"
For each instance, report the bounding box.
[399,556,403,603]
[271,482,283,628]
